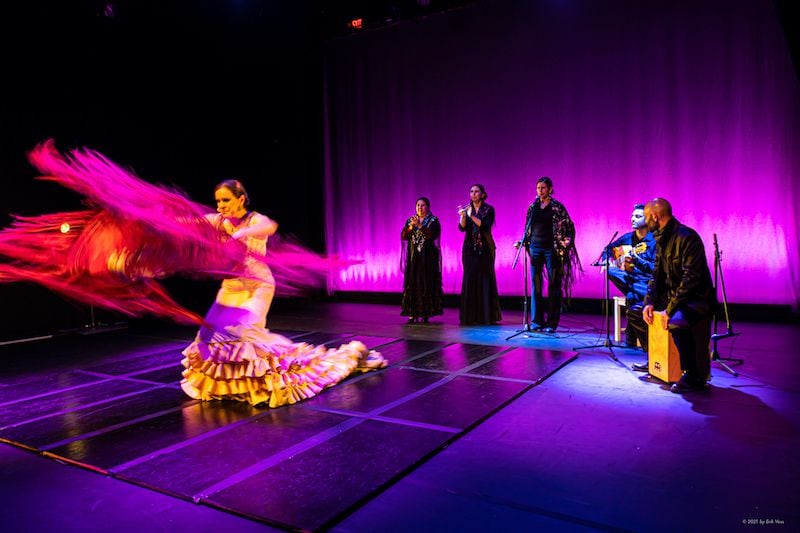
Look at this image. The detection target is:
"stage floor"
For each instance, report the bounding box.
[1,302,799,532]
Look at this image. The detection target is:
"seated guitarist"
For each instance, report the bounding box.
[598,204,656,351]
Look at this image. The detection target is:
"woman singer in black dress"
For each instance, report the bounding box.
[458,184,502,325]
[401,196,444,323]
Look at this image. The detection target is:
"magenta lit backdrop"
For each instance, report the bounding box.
[323,0,800,307]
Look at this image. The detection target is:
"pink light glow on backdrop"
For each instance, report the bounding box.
[324,0,800,306]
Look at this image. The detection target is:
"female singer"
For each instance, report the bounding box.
[518,176,580,332]
[401,197,443,323]
[458,184,502,325]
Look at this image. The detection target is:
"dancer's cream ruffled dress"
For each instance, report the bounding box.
[181,213,386,406]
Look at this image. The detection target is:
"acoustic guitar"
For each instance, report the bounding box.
[611,242,648,272]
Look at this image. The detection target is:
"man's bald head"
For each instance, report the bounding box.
[646,198,672,217]
[644,197,673,232]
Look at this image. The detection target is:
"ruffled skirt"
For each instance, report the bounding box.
[180,325,386,407]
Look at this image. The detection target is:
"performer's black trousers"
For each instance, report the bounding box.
[529,245,563,328]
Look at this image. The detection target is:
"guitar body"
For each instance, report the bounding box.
[611,242,648,272]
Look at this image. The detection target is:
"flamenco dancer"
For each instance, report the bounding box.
[0,140,386,407]
[180,178,386,405]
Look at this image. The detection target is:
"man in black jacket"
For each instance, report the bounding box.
[642,198,717,393]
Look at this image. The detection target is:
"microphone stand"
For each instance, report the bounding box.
[507,218,535,340]
[575,230,620,361]
[710,233,743,375]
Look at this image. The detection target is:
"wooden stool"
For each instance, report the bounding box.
[613,296,627,343]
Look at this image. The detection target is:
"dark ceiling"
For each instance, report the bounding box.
[10,0,797,66]
[11,0,480,39]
